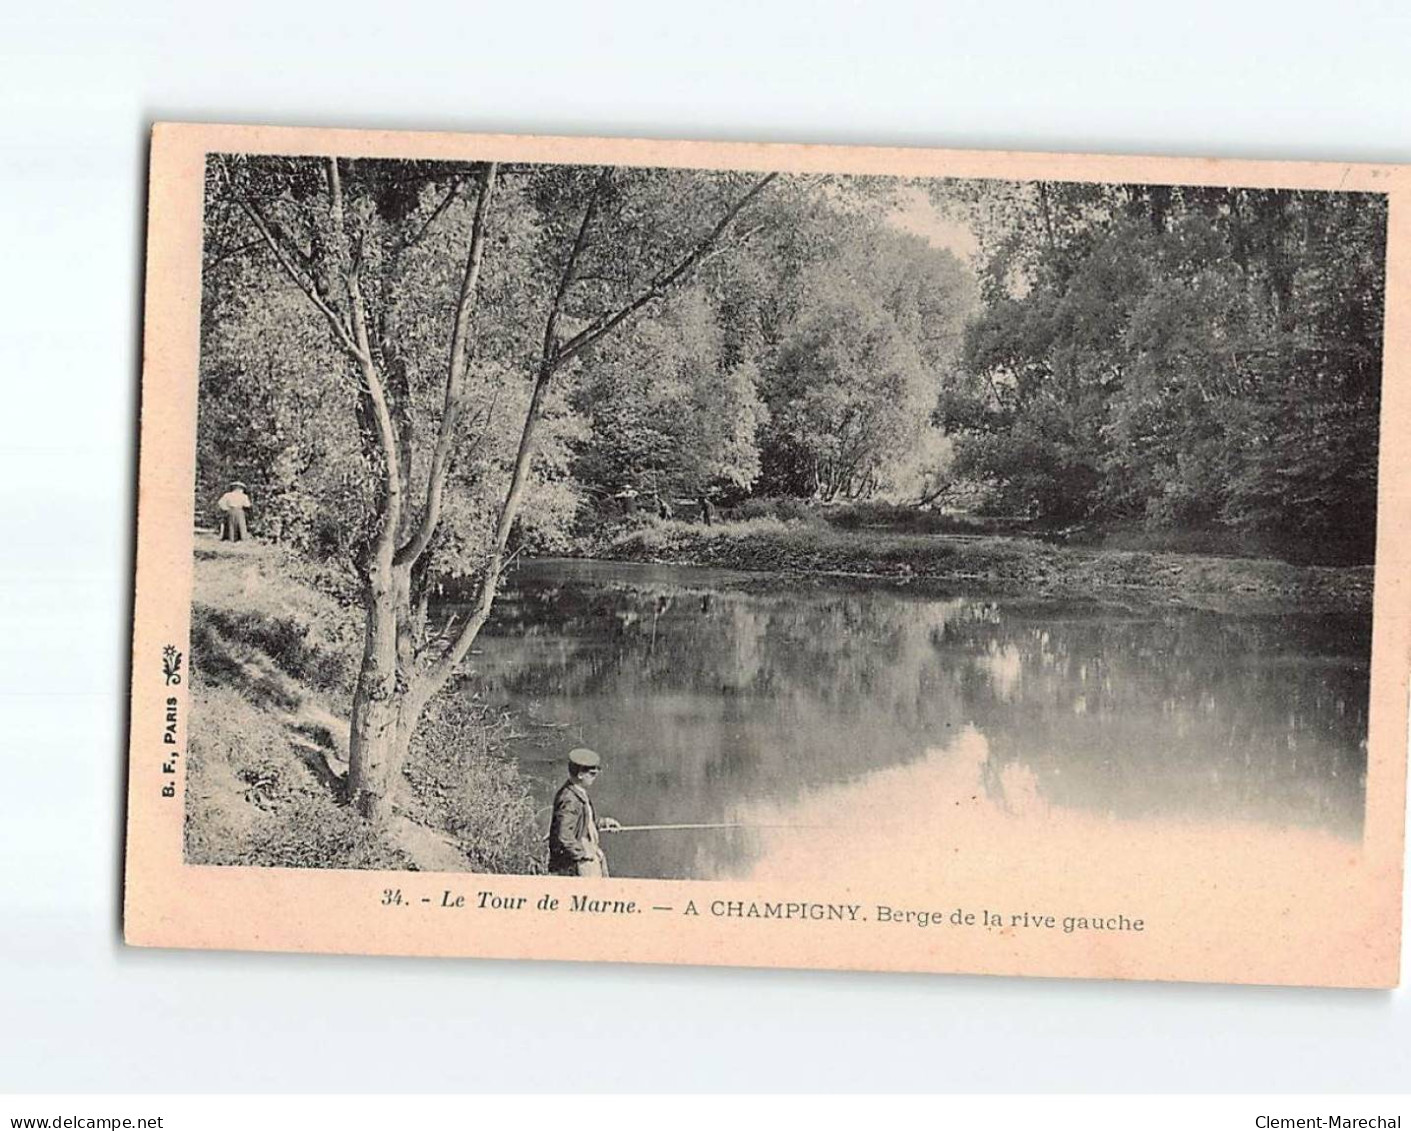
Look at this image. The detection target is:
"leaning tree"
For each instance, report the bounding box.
[209,153,777,818]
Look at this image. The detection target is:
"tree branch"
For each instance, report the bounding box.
[327,156,403,572]
[406,177,463,248]
[395,163,499,569]
[410,169,778,706]
[554,172,778,368]
[410,173,612,701]
[203,235,267,272]
[217,156,365,363]
[542,169,613,367]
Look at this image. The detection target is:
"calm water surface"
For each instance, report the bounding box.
[459,558,1370,880]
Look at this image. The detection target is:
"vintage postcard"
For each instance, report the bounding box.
[125,123,1408,986]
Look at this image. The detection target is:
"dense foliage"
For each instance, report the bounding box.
[198,161,977,558]
[933,180,1386,560]
[200,160,1386,585]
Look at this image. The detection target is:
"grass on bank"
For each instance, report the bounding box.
[186,539,542,872]
[597,512,1371,610]
[721,497,1373,567]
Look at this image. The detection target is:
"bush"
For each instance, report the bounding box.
[185,684,411,870]
[405,695,545,875]
[823,501,993,535]
[240,792,415,870]
[729,496,818,524]
[195,606,351,693]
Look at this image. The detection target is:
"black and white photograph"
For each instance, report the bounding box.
[183,141,1390,921]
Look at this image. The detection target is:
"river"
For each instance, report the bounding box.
[463,558,1370,883]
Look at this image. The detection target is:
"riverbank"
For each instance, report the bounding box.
[593,517,1372,611]
[185,537,542,872]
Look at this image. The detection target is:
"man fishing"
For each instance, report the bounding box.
[548,748,621,877]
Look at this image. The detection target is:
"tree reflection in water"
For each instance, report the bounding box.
[452,560,1369,880]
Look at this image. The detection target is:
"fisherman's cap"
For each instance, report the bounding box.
[568,747,602,769]
[231,480,248,490]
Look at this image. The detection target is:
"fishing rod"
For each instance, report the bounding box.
[609,822,833,832]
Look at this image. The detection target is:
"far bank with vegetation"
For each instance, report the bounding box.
[590,506,1372,612]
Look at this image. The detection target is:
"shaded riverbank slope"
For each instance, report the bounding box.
[594,518,1372,611]
[185,537,541,873]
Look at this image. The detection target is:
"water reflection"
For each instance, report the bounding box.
[456,559,1369,880]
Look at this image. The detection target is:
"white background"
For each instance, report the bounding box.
[2,0,1409,1094]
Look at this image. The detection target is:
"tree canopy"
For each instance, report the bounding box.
[200,160,1386,586]
[200,159,979,546]
[931,179,1386,558]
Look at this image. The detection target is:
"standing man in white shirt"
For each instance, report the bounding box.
[216,480,253,542]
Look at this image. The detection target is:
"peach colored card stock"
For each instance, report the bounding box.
[125,123,1408,986]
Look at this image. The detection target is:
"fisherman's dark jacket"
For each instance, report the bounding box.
[548,781,600,875]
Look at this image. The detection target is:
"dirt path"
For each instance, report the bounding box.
[193,536,477,873]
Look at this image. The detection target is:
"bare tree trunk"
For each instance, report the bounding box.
[327,155,408,821]
[348,562,402,819]
[392,563,417,678]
